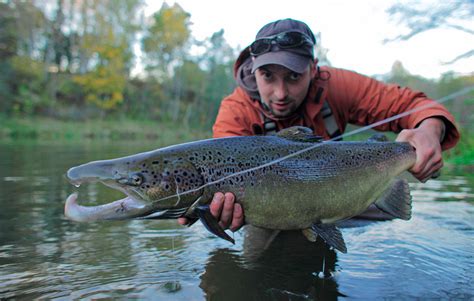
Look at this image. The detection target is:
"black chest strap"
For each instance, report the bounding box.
[259,101,342,140]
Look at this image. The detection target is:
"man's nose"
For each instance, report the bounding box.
[273,80,288,100]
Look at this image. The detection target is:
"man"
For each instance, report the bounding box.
[179,18,460,232]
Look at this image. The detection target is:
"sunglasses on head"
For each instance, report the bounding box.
[249,31,314,56]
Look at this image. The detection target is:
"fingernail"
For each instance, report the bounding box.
[213,193,224,202]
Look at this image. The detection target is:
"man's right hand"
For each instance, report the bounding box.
[177,192,245,232]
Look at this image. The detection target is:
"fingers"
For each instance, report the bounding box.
[177,217,188,226]
[219,192,235,229]
[410,144,443,182]
[229,203,244,232]
[210,192,244,232]
[413,161,443,183]
[396,125,444,183]
[177,192,244,231]
[209,192,225,218]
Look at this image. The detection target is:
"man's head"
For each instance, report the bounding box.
[249,19,317,117]
[250,18,316,74]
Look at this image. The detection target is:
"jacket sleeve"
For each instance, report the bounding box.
[212,91,254,138]
[328,68,460,150]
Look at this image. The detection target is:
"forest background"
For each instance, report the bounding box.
[0,1,472,163]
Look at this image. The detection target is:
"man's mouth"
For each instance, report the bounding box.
[272,102,290,110]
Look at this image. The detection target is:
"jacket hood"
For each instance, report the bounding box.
[234,47,260,100]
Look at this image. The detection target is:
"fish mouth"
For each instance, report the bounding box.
[64,193,189,222]
[65,162,190,222]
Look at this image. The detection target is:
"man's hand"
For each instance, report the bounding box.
[177,192,245,232]
[396,118,446,182]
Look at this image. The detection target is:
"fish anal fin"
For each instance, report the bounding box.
[276,126,323,143]
[196,205,235,244]
[262,230,281,250]
[311,223,347,253]
[375,179,412,220]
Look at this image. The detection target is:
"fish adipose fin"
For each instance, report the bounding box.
[374,179,412,220]
[367,133,389,142]
[310,223,347,253]
[196,205,235,244]
[276,126,323,143]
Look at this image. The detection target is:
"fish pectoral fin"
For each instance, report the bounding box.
[196,205,235,244]
[185,217,199,227]
[374,179,412,220]
[311,223,347,253]
[276,126,323,143]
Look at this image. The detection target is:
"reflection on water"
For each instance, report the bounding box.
[200,229,343,301]
[0,141,473,300]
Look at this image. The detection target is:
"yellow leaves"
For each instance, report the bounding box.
[143,3,191,61]
[73,43,127,110]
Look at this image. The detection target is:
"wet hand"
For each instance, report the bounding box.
[177,192,245,232]
[396,118,446,182]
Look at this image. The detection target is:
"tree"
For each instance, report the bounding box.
[142,3,192,80]
[0,2,18,113]
[314,32,331,66]
[71,0,143,111]
[197,29,236,127]
[385,1,474,64]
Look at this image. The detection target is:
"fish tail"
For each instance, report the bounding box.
[374,179,412,220]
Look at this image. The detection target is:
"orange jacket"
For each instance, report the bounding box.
[213,62,459,150]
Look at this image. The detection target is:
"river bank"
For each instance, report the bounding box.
[0,116,211,145]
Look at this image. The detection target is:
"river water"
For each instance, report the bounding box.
[0,140,472,300]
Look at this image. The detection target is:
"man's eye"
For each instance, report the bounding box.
[289,72,301,81]
[262,71,273,79]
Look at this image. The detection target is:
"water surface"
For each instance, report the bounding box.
[0,140,472,300]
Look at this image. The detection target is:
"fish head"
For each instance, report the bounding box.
[65,150,205,222]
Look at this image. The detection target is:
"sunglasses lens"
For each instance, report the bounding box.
[277,32,303,46]
[250,40,271,55]
[250,32,312,55]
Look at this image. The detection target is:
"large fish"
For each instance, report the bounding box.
[65,126,415,253]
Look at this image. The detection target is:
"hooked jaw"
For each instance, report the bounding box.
[64,193,188,222]
[64,193,150,222]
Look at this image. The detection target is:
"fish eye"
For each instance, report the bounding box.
[129,173,143,186]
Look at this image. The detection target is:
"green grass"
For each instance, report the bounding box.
[444,130,474,165]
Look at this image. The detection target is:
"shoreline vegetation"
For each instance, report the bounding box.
[0,116,212,145]
[1,116,472,166]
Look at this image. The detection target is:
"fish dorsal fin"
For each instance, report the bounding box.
[276,126,323,143]
[367,133,389,142]
[374,179,412,220]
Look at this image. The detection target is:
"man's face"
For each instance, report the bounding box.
[255,63,315,118]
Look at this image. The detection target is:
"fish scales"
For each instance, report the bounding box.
[65,126,416,252]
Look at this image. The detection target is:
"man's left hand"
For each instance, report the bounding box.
[396,118,446,182]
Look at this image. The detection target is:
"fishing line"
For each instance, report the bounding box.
[156,85,474,203]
